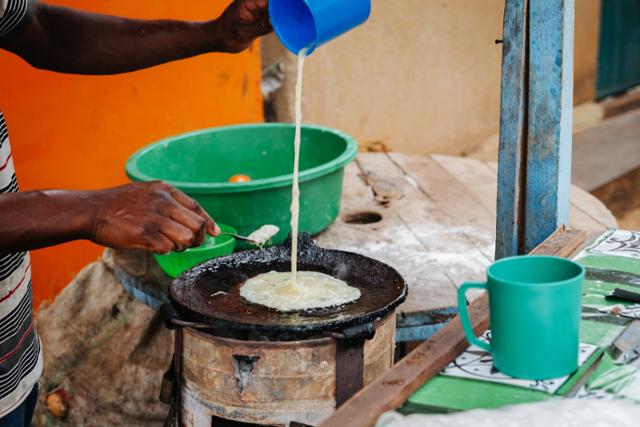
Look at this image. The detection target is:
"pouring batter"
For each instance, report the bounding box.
[240,49,361,312]
[289,47,307,287]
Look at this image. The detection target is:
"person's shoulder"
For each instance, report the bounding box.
[0,0,35,42]
[1,1,32,19]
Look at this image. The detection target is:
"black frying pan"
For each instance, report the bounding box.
[169,233,407,340]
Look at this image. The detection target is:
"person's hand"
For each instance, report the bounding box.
[87,182,219,254]
[214,0,273,53]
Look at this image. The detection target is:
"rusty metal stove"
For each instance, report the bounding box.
[163,234,407,427]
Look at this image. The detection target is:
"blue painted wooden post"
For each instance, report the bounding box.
[496,0,528,259]
[496,0,574,258]
[524,0,574,253]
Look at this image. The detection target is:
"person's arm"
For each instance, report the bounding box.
[0,181,219,256]
[1,0,271,75]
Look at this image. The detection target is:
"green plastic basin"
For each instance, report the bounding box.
[126,123,357,248]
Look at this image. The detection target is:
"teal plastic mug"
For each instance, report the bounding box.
[458,256,585,380]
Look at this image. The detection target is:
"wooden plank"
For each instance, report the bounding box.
[602,88,640,119]
[387,153,495,261]
[316,162,374,249]
[523,0,575,252]
[432,155,498,217]
[318,228,587,427]
[427,155,499,301]
[573,187,619,230]
[591,166,640,218]
[430,155,613,248]
[357,154,492,302]
[495,0,528,259]
[568,203,608,233]
[573,108,640,191]
[355,154,481,303]
[316,159,458,316]
[528,227,587,259]
[486,161,615,232]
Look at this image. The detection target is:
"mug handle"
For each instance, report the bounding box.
[457,282,491,352]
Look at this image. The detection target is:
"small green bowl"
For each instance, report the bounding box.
[153,224,237,278]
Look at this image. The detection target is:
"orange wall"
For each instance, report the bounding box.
[0,0,264,308]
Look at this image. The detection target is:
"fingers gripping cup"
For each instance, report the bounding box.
[269,0,371,54]
[458,256,585,380]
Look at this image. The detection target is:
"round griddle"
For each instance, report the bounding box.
[169,233,407,339]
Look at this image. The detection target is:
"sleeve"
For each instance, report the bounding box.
[0,0,35,42]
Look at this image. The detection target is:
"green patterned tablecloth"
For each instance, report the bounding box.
[403,230,640,413]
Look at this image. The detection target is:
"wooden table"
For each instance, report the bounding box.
[316,153,617,341]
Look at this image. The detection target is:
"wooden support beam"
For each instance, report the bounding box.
[524,0,574,253]
[496,0,528,259]
[496,0,575,258]
[319,228,587,427]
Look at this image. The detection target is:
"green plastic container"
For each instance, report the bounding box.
[154,224,237,278]
[126,123,357,248]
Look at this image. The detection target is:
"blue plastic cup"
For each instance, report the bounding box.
[269,0,371,55]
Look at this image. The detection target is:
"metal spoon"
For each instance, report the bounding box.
[220,231,262,246]
[221,225,280,247]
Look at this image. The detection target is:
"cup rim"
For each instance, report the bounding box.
[269,0,319,55]
[487,255,585,287]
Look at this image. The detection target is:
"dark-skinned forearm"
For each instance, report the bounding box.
[4,2,224,75]
[0,190,93,255]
